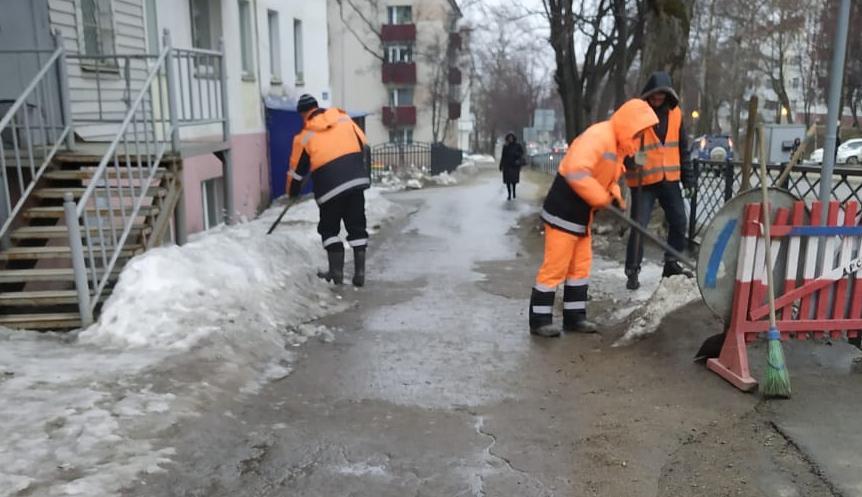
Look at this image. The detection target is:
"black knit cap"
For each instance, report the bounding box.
[297,94,319,113]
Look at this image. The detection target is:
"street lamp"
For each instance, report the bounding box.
[691,110,700,120]
[780,107,789,118]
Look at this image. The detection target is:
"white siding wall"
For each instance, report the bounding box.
[49,0,149,139]
[255,0,331,107]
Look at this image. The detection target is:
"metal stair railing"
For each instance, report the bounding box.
[64,31,228,326]
[0,32,74,248]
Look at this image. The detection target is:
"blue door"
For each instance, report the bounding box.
[265,101,309,200]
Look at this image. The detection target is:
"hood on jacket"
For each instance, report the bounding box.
[610,99,659,156]
[306,108,349,132]
[504,132,518,143]
[640,71,680,109]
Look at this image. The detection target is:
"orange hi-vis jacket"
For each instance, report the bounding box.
[288,108,369,204]
[625,106,682,187]
[541,99,659,236]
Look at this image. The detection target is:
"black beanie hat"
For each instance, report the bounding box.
[297,94,319,113]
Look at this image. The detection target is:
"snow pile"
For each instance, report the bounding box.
[465,153,495,163]
[426,171,458,186]
[613,275,701,346]
[0,188,400,497]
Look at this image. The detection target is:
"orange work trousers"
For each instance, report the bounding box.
[529,224,592,329]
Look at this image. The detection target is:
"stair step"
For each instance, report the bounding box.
[0,246,140,261]
[44,169,170,181]
[24,205,160,219]
[0,268,122,283]
[34,187,166,200]
[0,290,110,306]
[0,313,82,330]
[11,225,150,240]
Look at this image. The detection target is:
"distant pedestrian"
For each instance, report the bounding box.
[529,99,658,337]
[287,94,371,287]
[500,133,525,200]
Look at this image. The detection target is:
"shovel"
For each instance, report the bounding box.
[267,176,311,235]
[606,204,696,270]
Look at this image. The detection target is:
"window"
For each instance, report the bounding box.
[387,6,412,24]
[81,0,116,58]
[389,88,414,107]
[238,0,254,78]
[389,129,413,144]
[202,177,225,230]
[792,77,800,89]
[294,19,304,84]
[385,44,413,63]
[267,10,281,82]
[190,0,222,50]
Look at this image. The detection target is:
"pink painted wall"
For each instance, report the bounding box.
[182,132,271,234]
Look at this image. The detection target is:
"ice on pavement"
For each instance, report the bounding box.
[0,188,399,497]
[613,275,701,347]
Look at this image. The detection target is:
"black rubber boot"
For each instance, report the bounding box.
[529,288,559,337]
[625,268,640,290]
[564,315,599,334]
[352,247,366,287]
[318,248,345,285]
[663,260,693,278]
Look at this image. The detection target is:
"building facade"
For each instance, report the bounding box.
[327,0,472,147]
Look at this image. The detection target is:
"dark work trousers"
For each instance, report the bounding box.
[317,189,368,252]
[625,180,687,272]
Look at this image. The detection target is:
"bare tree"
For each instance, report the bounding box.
[639,0,696,84]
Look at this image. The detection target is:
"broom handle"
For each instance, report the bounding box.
[607,205,696,270]
[758,127,778,327]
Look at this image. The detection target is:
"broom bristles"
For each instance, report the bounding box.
[762,326,791,398]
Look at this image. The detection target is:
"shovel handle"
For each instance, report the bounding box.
[606,204,696,270]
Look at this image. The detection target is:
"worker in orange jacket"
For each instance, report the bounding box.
[529,99,658,337]
[287,94,371,286]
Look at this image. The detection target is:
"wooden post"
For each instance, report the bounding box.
[741,96,758,191]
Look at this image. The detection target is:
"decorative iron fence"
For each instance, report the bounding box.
[369,141,463,182]
[688,159,862,243]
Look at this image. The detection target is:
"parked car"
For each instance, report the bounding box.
[807,148,824,164]
[551,140,568,154]
[691,135,735,161]
[837,139,862,165]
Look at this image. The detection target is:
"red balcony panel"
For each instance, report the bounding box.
[448,67,462,85]
[448,102,461,120]
[382,63,417,84]
[382,106,417,126]
[449,32,462,50]
[381,24,416,42]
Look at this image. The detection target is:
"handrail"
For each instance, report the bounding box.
[0,41,72,245]
[64,30,229,326]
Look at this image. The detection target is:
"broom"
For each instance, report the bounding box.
[758,129,791,398]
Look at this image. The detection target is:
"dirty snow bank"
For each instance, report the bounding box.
[613,275,701,347]
[377,155,492,191]
[0,188,401,497]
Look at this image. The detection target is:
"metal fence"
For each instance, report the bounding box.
[688,159,862,243]
[0,33,73,248]
[369,142,463,182]
[528,151,566,175]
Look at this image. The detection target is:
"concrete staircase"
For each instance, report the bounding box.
[0,153,179,330]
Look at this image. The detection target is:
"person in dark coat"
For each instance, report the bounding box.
[500,133,525,200]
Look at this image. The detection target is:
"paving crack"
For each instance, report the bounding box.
[768,421,846,497]
[471,413,550,497]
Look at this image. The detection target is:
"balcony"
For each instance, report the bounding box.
[381,24,416,43]
[448,102,461,120]
[382,63,417,84]
[382,106,417,126]
[448,67,462,85]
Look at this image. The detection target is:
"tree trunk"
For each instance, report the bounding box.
[613,0,628,109]
[639,0,695,85]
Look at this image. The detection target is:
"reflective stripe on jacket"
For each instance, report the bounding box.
[288,108,369,204]
[625,106,682,187]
